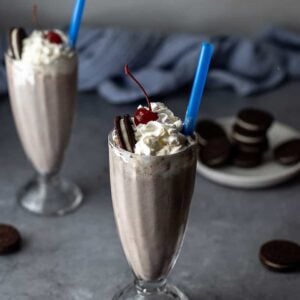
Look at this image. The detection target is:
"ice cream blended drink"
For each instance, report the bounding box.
[109,66,198,300]
[6,28,83,215]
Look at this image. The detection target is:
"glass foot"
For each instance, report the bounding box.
[113,283,189,300]
[18,175,83,216]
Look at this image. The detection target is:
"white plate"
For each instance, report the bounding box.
[197,117,300,189]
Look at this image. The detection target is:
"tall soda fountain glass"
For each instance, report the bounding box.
[109,133,198,300]
[109,65,199,299]
[5,29,83,215]
[5,0,86,215]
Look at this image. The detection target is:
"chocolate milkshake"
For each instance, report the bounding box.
[6,29,76,174]
[109,133,197,281]
[109,65,198,300]
[6,28,82,215]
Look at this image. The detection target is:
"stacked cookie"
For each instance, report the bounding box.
[231,108,273,167]
[196,108,275,168]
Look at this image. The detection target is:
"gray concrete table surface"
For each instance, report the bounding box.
[0,83,299,300]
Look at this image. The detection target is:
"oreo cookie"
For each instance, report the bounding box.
[196,111,276,169]
[274,138,300,165]
[233,137,269,153]
[232,123,267,145]
[233,140,268,154]
[114,116,126,150]
[9,27,27,60]
[0,224,22,255]
[200,137,231,167]
[122,114,136,153]
[233,124,266,137]
[237,108,273,131]
[114,115,136,153]
[195,120,227,146]
[259,240,300,272]
[231,149,262,168]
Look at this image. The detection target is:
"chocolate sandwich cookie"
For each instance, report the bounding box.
[233,124,266,137]
[232,123,267,144]
[195,120,227,146]
[9,27,27,60]
[114,115,136,153]
[231,149,262,168]
[0,224,22,255]
[237,108,274,131]
[233,137,269,153]
[259,240,300,272]
[114,116,126,150]
[200,137,231,167]
[121,115,136,153]
[274,138,300,165]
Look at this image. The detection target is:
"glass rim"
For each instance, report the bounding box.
[5,51,78,68]
[108,130,199,159]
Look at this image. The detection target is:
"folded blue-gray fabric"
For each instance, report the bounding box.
[1,26,300,103]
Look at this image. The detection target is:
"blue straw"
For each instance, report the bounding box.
[68,0,86,48]
[182,42,214,136]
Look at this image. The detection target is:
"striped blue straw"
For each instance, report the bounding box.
[68,0,86,48]
[182,42,214,136]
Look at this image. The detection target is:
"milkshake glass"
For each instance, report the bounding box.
[109,132,198,300]
[5,31,83,216]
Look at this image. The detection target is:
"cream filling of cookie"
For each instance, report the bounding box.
[233,132,265,144]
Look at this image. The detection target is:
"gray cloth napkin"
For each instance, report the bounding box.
[1,26,300,103]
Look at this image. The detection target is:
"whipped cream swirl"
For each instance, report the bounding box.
[134,102,189,156]
[22,30,74,66]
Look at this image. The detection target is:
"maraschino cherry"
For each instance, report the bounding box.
[46,31,63,44]
[124,65,158,125]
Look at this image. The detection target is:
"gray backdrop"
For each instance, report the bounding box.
[0,0,299,34]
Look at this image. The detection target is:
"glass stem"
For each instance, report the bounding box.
[135,278,167,295]
[37,172,59,193]
[38,171,58,183]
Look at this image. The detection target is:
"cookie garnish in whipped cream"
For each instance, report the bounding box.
[113,65,194,156]
[9,28,27,60]
[114,115,136,153]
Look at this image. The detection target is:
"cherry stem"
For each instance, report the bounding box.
[32,3,38,27]
[124,64,152,111]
